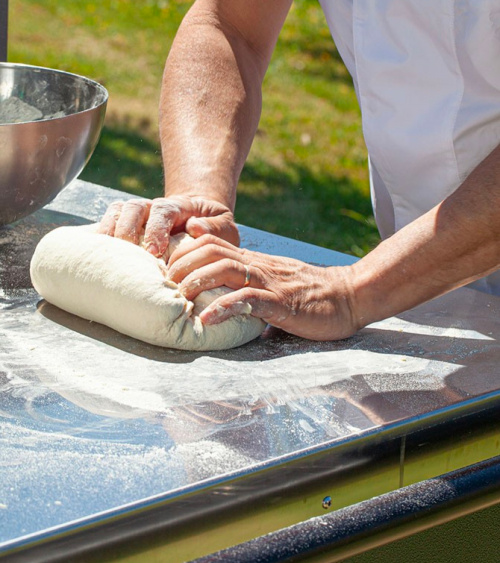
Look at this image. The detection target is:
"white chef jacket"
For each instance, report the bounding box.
[319,0,500,295]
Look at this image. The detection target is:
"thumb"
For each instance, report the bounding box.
[185,215,240,246]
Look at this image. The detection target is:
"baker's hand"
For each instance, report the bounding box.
[97,195,240,256]
[167,234,360,341]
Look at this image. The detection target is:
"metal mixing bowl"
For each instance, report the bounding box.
[0,63,108,225]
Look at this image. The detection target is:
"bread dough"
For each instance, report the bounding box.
[30,225,266,351]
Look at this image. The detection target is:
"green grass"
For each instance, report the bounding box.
[8,0,380,256]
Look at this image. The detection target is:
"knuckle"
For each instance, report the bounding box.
[103,203,122,220]
[219,257,236,270]
[108,200,124,211]
[240,248,252,260]
[198,241,223,258]
[151,200,174,211]
[125,199,148,211]
[201,233,221,245]
[151,199,181,216]
[230,258,242,271]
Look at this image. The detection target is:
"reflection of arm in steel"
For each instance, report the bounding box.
[324,377,464,427]
[0,1,7,62]
[179,401,266,425]
[160,401,268,445]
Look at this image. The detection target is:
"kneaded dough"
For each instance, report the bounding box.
[30,225,266,351]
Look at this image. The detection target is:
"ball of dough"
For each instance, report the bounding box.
[30,225,266,351]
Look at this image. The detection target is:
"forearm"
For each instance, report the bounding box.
[348,144,500,327]
[159,5,266,209]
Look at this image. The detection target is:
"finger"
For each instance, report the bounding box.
[168,234,241,269]
[168,244,245,284]
[180,262,259,301]
[96,201,124,236]
[198,288,281,325]
[185,213,240,246]
[114,200,151,245]
[143,198,187,257]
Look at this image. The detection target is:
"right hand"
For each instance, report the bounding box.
[96,195,240,257]
[166,234,360,341]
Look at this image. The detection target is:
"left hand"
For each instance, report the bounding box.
[96,195,240,256]
[167,234,360,341]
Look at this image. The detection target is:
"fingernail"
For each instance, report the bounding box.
[187,218,210,236]
[196,218,210,231]
[200,304,227,325]
[145,242,159,256]
[181,278,201,296]
[233,301,253,316]
[157,261,170,279]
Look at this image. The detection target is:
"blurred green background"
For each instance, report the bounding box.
[8,0,380,256]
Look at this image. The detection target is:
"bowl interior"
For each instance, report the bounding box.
[0,63,108,125]
[0,64,108,226]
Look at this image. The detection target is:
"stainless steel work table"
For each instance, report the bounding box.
[1,180,500,562]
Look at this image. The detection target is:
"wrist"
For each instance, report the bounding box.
[346,250,426,329]
[325,265,365,337]
[164,182,236,210]
[337,259,399,332]
[344,261,380,330]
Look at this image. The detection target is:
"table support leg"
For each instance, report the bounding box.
[0,0,8,62]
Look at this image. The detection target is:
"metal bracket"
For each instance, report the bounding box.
[0,0,8,62]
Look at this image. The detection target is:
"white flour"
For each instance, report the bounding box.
[4,311,459,422]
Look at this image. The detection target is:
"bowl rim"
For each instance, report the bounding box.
[0,62,109,125]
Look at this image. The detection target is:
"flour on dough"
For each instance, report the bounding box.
[30,225,266,351]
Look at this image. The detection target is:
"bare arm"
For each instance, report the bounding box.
[160,0,291,207]
[98,0,292,254]
[348,144,500,328]
[168,144,500,340]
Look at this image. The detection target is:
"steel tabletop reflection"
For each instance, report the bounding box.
[1,180,499,562]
